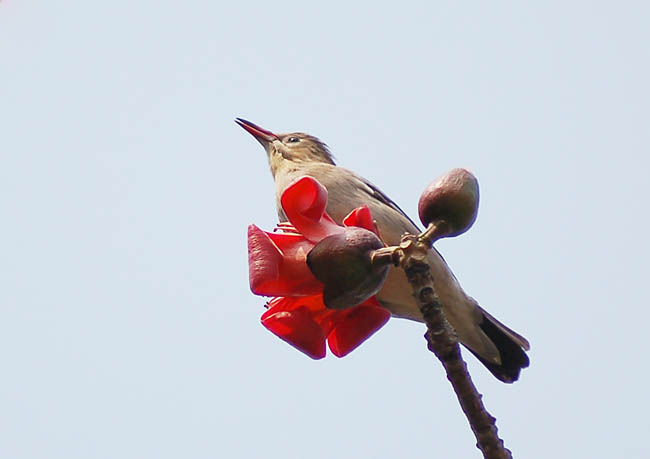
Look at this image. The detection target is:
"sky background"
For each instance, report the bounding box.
[2,2,649,458]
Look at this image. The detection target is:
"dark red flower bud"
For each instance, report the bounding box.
[306,227,389,310]
[418,168,479,237]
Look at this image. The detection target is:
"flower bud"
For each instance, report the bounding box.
[418,168,479,237]
[306,227,389,310]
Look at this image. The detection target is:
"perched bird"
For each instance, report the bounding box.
[236,118,530,382]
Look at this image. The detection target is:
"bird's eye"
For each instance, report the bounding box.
[286,137,300,143]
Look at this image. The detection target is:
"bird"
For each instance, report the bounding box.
[236,117,530,383]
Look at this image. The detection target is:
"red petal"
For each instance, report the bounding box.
[280,176,343,242]
[262,303,326,359]
[327,300,390,357]
[267,296,339,337]
[248,225,323,297]
[248,224,282,294]
[342,206,377,233]
[267,232,324,295]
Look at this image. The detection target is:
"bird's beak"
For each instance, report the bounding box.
[235,118,279,147]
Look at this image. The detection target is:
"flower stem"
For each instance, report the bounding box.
[419,221,451,246]
[399,233,512,459]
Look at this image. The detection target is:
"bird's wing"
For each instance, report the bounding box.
[357,176,422,231]
[355,173,450,265]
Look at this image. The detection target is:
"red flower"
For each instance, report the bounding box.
[248,176,391,359]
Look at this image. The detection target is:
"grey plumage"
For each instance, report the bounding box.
[237,118,530,382]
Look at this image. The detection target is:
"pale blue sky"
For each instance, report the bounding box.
[2,2,649,458]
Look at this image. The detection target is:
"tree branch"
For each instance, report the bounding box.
[398,232,512,459]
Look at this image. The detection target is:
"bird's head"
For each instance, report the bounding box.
[236,118,335,175]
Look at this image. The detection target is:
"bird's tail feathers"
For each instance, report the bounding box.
[468,303,530,383]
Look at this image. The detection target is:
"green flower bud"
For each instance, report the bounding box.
[418,168,479,237]
[307,227,389,310]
